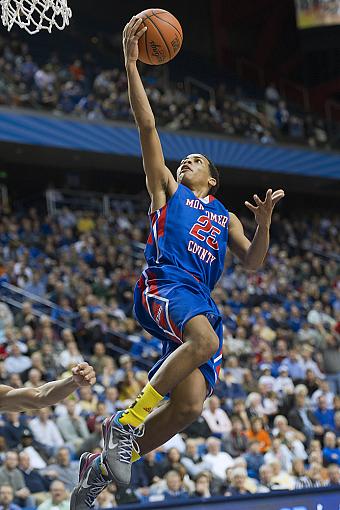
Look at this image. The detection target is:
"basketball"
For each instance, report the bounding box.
[135,9,183,65]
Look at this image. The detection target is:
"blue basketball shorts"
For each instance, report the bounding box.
[133,266,223,396]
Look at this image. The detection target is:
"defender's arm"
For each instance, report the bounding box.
[0,363,96,411]
[123,17,177,211]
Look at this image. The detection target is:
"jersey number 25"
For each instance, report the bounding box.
[190,215,221,250]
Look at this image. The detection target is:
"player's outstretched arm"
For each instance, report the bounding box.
[0,362,96,412]
[229,189,285,270]
[123,17,177,210]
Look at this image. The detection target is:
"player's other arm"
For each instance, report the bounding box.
[228,189,285,271]
[123,17,177,210]
[0,362,95,412]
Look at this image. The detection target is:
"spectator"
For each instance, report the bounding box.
[222,416,248,458]
[327,464,340,486]
[78,386,98,415]
[202,396,232,437]
[281,349,305,383]
[56,399,89,451]
[225,467,252,496]
[311,379,335,410]
[269,459,295,490]
[0,436,8,465]
[293,458,313,489]
[0,451,32,508]
[203,437,234,481]
[42,447,78,492]
[319,334,340,395]
[273,365,294,396]
[246,417,271,453]
[191,472,212,498]
[0,304,14,344]
[131,450,161,492]
[90,342,112,375]
[29,408,64,453]
[257,464,273,492]
[18,428,48,470]
[77,416,103,456]
[265,82,280,106]
[245,393,266,421]
[95,487,117,509]
[300,343,324,379]
[102,387,120,415]
[272,415,306,446]
[334,411,340,438]
[37,480,69,510]
[275,101,290,135]
[130,330,162,361]
[117,369,140,403]
[288,389,323,443]
[307,462,327,488]
[264,438,293,473]
[0,485,21,510]
[244,440,264,479]
[25,368,45,388]
[323,431,340,466]
[183,413,212,441]
[258,364,275,392]
[314,395,335,431]
[180,439,211,478]
[159,470,188,501]
[157,448,184,478]
[18,451,50,505]
[59,341,84,370]
[3,412,27,449]
[4,343,32,374]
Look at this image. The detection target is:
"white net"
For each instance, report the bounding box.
[0,0,72,34]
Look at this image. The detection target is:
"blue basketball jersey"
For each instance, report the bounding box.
[145,184,229,291]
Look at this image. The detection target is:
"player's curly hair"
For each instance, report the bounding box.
[203,155,220,196]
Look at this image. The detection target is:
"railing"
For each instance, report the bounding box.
[279,77,310,112]
[46,188,146,218]
[0,184,9,211]
[235,57,312,113]
[0,281,153,369]
[325,99,340,142]
[184,76,216,103]
[116,485,340,510]
[0,282,72,330]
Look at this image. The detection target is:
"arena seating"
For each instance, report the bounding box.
[0,196,339,508]
[0,33,332,151]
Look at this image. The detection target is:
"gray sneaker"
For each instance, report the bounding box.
[101,410,145,486]
[70,452,109,509]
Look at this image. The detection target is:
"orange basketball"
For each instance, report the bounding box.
[135,9,183,65]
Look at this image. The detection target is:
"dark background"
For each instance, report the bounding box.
[1,0,340,207]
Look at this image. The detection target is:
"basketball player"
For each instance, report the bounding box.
[71,17,284,508]
[0,362,96,411]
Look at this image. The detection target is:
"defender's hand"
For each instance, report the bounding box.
[71,362,96,387]
[123,16,147,66]
[245,189,285,228]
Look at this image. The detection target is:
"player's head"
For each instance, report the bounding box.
[176,154,220,196]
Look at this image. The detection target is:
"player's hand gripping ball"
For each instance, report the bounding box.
[135,9,183,65]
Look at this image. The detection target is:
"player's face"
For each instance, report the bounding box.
[176,154,215,193]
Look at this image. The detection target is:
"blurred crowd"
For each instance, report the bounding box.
[0,195,339,510]
[0,34,331,150]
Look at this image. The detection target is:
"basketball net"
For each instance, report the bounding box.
[0,0,72,34]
